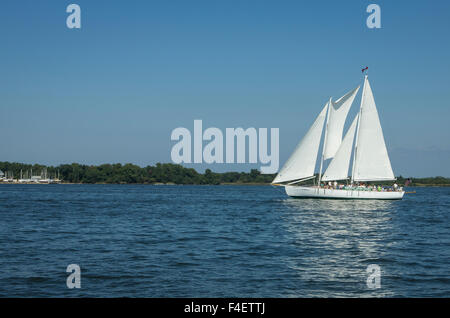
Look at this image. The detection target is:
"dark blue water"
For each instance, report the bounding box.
[0,184,449,297]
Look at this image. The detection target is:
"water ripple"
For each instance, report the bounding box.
[0,184,449,297]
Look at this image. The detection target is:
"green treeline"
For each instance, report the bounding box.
[1,161,449,185]
[0,162,275,185]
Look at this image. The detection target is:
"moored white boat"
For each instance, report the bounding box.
[273,72,405,200]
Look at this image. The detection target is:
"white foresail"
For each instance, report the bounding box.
[272,103,328,184]
[323,86,360,160]
[352,76,395,181]
[321,114,358,181]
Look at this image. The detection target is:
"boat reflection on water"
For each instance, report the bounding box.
[283,197,396,213]
[279,198,398,297]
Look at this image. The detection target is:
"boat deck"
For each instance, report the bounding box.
[285,185,405,200]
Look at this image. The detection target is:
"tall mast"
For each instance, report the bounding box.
[351,75,367,184]
[318,97,332,186]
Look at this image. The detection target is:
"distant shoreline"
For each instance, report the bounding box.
[1,182,449,187]
[0,182,271,186]
[2,161,450,187]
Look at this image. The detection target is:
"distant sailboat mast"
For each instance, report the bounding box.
[351,77,364,184]
[318,85,359,185]
[317,98,332,185]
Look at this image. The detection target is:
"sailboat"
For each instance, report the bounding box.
[273,74,404,200]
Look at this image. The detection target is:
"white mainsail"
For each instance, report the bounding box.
[321,114,359,181]
[352,76,395,181]
[323,86,360,160]
[272,102,328,184]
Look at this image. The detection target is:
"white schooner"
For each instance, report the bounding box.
[273,74,404,200]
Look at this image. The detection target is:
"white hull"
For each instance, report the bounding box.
[285,185,404,200]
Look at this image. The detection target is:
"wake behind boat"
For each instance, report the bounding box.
[273,73,404,200]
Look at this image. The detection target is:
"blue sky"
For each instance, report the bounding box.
[1,0,450,177]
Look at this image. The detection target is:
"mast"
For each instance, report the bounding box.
[318,98,332,186]
[351,75,367,184]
